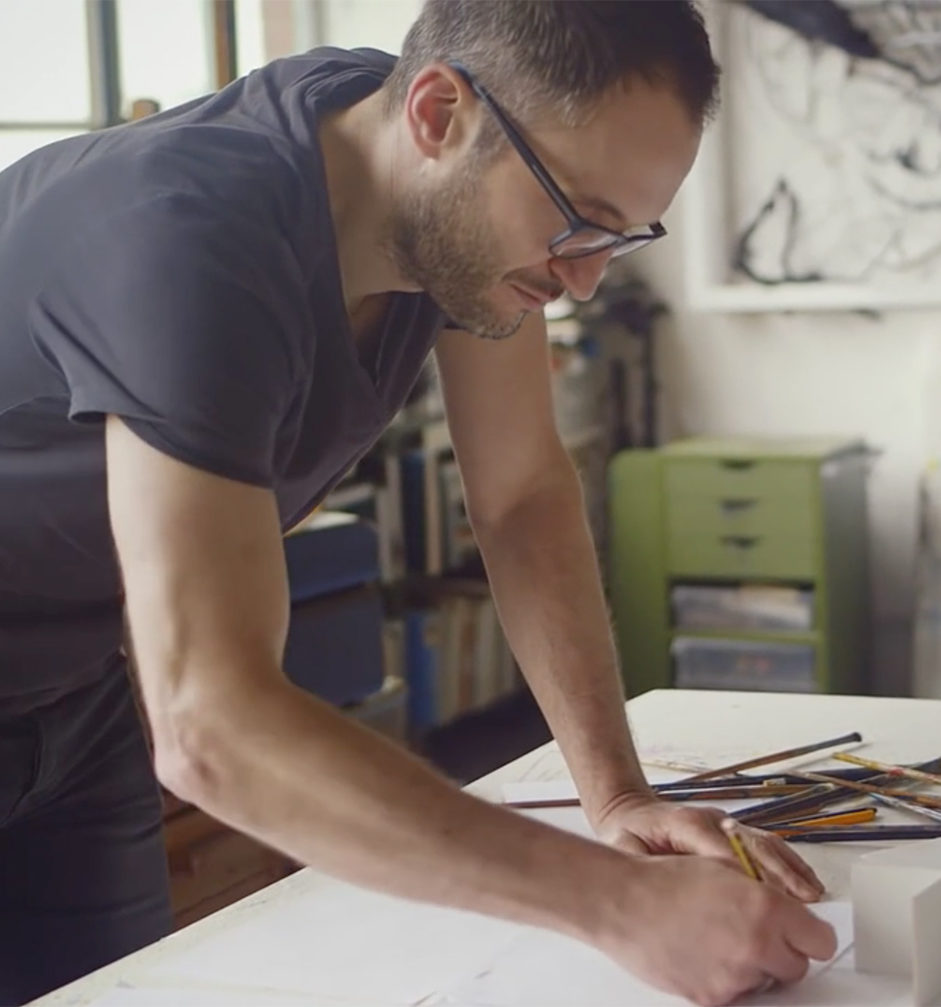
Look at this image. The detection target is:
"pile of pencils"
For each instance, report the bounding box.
[507,731,941,843]
[654,732,941,843]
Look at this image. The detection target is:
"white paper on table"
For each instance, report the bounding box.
[502,769,687,807]
[441,902,854,1007]
[502,780,580,805]
[146,881,524,1005]
[84,982,342,1006]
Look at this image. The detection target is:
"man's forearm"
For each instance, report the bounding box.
[473,460,654,822]
[161,675,622,943]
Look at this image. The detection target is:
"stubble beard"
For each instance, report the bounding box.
[385,168,526,341]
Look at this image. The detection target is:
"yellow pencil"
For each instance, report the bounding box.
[767,806,877,830]
[721,820,762,881]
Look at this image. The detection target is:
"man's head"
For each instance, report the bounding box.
[380,1,720,339]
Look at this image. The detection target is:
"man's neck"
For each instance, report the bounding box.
[318,90,415,313]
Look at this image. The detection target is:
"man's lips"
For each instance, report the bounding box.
[509,282,560,310]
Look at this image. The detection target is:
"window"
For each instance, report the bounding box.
[0,0,247,174]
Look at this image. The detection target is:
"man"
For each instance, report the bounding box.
[0,2,836,1004]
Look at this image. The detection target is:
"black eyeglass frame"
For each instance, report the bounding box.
[447,61,667,261]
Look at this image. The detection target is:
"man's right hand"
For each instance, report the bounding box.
[587,852,837,1007]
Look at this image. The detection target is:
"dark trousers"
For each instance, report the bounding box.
[0,665,172,1004]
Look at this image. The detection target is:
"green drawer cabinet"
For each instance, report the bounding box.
[607,437,870,697]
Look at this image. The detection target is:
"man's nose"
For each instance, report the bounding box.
[548,249,614,302]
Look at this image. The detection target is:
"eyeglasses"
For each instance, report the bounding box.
[448,62,667,261]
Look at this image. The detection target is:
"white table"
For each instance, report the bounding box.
[33,689,941,1006]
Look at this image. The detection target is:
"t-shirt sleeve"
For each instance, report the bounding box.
[29,195,301,488]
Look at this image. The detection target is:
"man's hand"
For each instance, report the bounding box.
[591,792,825,903]
[590,853,836,1007]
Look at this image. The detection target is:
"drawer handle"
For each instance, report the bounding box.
[721,535,760,550]
[720,459,756,471]
[720,498,758,513]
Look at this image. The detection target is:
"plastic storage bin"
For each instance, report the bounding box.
[671,584,814,632]
[672,637,818,693]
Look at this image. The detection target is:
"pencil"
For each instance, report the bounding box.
[683,732,863,782]
[782,824,941,843]
[721,819,762,880]
[832,752,941,788]
[765,806,877,830]
[732,783,838,825]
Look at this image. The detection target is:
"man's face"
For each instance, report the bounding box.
[389,75,701,339]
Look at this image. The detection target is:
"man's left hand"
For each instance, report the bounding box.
[591,793,825,903]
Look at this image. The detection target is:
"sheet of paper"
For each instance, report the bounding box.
[442,903,854,1007]
[147,881,524,1004]
[502,769,688,807]
[85,982,335,1006]
[502,779,579,805]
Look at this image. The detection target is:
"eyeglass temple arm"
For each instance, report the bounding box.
[446,61,580,225]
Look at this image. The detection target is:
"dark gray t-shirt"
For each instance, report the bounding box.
[0,47,443,706]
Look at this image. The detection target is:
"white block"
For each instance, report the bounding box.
[852,837,941,1005]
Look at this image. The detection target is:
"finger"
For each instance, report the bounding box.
[784,906,838,962]
[768,835,826,894]
[761,938,811,987]
[744,830,824,901]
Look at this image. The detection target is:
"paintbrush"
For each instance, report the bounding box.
[660,784,808,802]
[787,770,941,810]
[832,752,941,788]
[870,792,941,824]
[782,824,941,843]
[712,759,941,826]
[505,783,809,809]
[682,732,863,782]
[732,783,840,825]
[652,764,882,793]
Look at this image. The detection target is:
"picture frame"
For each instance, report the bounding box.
[682,1,941,313]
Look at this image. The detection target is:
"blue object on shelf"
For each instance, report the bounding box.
[282,515,384,707]
[404,609,439,732]
[285,517,380,602]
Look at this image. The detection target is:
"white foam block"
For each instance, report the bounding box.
[852,837,941,1005]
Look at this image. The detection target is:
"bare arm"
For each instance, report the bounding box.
[106,414,614,935]
[435,316,651,824]
[434,318,824,904]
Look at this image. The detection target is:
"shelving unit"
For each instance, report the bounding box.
[608,437,871,697]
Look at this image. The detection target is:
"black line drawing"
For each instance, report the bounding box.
[731,1,941,287]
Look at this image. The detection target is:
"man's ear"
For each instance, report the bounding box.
[403,63,478,160]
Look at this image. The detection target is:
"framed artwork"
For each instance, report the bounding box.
[683,0,941,312]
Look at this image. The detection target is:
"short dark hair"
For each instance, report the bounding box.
[383,0,721,129]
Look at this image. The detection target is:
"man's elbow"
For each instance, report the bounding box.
[152,702,230,809]
[467,459,583,538]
